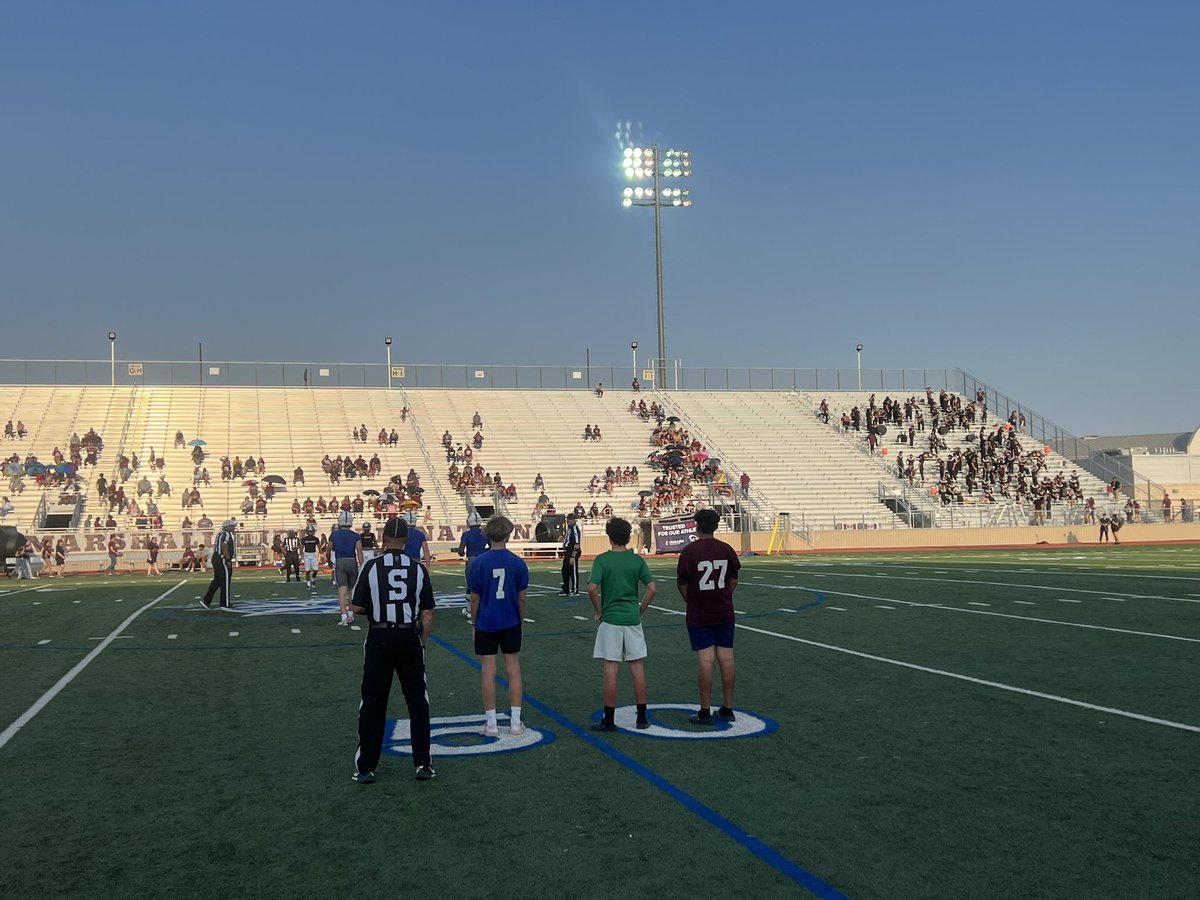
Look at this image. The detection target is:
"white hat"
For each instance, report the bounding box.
[222,518,236,530]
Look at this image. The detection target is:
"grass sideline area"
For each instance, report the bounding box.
[2,546,1198,898]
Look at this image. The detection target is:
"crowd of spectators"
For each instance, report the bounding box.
[822,390,1100,519]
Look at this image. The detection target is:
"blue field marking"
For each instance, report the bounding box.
[429,635,848,899]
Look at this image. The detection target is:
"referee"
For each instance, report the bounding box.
[199,519,236,609]
[350,517,437,784]
[282,529,301,582]
[559,512,581,596]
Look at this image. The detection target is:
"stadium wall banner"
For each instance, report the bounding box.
[653,517,697,553]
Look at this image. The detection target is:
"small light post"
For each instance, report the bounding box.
[385,337,393,389]
[630,340,639,382]
[108,332,117,386]
[856,344,864,391]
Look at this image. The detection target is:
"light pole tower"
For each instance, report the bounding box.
[630,340,638,382]
[385,336,393,389]
[856,344,863,391]
[108,331,117,386]
[621,144,692,388]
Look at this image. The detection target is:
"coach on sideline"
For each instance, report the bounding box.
[350,517,437,785]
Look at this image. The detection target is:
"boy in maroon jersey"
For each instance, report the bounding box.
[676,508,741,724]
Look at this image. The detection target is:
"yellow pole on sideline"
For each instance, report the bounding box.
[767,515,781,555]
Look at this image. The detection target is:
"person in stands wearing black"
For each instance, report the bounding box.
[350,517,437,785]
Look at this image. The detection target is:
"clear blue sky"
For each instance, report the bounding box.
[2,1,1196,435]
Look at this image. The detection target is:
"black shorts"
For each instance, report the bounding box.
[474,624,522,656]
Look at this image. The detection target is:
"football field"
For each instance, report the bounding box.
[2,545,1198,899]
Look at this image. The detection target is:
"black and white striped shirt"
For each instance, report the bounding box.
[213,530,236,563]
[352,551,435,626]
[283,535,300,554]
[562,523,581,552]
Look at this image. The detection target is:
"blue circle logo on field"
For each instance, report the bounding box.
[598,703,777,740]
[383,714,555,757]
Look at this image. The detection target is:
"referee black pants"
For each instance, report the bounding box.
[284,552,300,582]
[561,552,578,594]
[356,629,432,773]
[202,558,232,608]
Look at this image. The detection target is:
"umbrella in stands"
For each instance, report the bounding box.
[63,462,77,475]
[187,439,207,446]
[26,462,46,475]
[362,489,381,497]
[3,462,20,476]
[638,490,653,497]
[401,498,421,511]
[263,475,286,484]
[666,416,680,423]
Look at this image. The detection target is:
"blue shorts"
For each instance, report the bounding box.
[687,622,735,651]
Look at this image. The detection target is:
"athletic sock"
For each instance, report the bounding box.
[636,703,647,718]
[510,706,522,728]
[485,709,498,731]
[604,705,616,725]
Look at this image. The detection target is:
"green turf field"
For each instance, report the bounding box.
[2,546,1198,899]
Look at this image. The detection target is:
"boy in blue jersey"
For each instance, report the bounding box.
[456,511,490,622]
[467,516,530,737]
[402,510,432,566]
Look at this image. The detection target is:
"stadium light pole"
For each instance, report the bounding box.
[108,331,117,386]
[621,145,692,388]
[856,344,863,391]
[630,340,638,382]
[385,336,393,389]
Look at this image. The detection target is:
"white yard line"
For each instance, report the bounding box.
[0,580,188,752]
[733,621,1200,734]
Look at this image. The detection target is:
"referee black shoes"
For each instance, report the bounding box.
[351,771,376,784]
[414,765,436,781]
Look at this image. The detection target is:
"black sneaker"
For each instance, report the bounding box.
[198,597,211,609]
[414,765,436,781]
[351,771,376,784]
[590,720,617,732]
[635,718,650,730]
[714,708,737,723]
[688,710,715,725]
[555,591,569,596]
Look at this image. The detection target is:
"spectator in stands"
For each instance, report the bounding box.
[473,431,484,450]
[1162,493,1173,522]
[105,513,117,529]
[595,383,604,397]
[137,475,153,497]
[533,473,544,491]
[389,429,399,445]
[1181,498,1193,523]
[198,514,213,529]
[584,425,594,441]
[632,377,640,392]
[740,472,751,499]
[0,496,11,519]
[593,425,602,441]
[157,476,171,497]
[16,421,26,439]
[175,430,186,448]
[3,420,13,439]
[179,545,197,571]
[294,466,304,485]
[472,411,483,429]
[181,516,193,530]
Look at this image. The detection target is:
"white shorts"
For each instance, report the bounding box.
[362,550,376,563]
[303,552,318,571]
[593,622,647,662]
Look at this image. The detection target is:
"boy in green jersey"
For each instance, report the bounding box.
[587,517,657,731]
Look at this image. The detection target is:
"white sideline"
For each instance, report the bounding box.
[0,580,187,752]
[758,583,1200,644]
[733,619,1200,735]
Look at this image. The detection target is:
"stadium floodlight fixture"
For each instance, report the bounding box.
[619,143,693,386]
[385,337,394,389]
[108,331,117,386]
